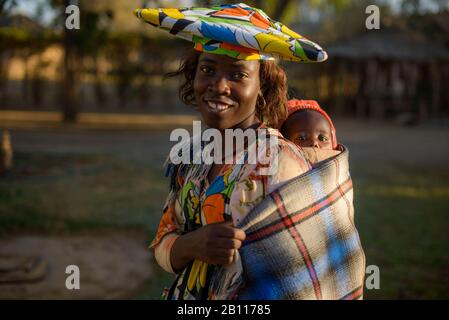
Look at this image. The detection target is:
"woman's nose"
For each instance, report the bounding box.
[209,76,231,95]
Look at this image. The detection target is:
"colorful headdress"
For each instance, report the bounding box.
[134,3,327,62]
[283,99,337,149]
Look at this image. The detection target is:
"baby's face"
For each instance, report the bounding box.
[282,110,333,149]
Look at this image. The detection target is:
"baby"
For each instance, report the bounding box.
[280,99,337,150]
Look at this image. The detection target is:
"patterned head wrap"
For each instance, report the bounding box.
[134,3,327,62]
[283,99,337,149]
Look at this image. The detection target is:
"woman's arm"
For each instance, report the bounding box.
[152,222,246,274]
[153,233,179,274]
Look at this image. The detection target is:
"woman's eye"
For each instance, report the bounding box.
[200,66,213,74]
[318,134,329,142]
[232,72,248,80]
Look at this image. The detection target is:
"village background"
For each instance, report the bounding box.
[0,0,448,299]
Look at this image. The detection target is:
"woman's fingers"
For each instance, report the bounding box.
[213,222,246,241]
[193,222,246,265]
[233,228,246,241]
[215,238,242,250]
[210,248,235,265]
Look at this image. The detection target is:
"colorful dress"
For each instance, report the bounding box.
[150,126,311,300]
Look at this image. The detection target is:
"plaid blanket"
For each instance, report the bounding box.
[222,145,366,300]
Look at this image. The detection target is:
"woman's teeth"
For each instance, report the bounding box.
[207,101,231,112]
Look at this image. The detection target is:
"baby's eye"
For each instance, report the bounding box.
[318,134,329,142]
[297,134,307,142]
[232,72,248,80]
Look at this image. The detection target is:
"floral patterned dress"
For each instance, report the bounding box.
[150,126,311,300]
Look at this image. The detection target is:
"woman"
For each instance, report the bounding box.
[135,3,365,300]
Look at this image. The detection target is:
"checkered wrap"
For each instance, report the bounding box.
[234,145,365,300]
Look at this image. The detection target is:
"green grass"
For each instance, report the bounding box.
[1,151,448,299]
[352,163,449,299]
[0,151,167,233]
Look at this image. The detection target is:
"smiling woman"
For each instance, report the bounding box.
[135,3,365,300]
[155,48,312,301]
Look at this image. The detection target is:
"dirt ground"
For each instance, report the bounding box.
[0,231,153,299]
[1,118,448,299]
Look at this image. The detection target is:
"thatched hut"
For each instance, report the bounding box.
[322,27,449,121]
[286,25,449,122]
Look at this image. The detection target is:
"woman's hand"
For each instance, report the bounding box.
[170,221,246,272]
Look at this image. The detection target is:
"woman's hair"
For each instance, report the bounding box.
[165,50,288,128]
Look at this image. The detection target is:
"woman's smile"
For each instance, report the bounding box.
[204,99,235,114]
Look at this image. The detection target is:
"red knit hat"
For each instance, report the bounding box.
[281,99,337,149]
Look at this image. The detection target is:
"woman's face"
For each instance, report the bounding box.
[193,53,260,130]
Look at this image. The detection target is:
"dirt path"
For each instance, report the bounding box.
[0,232,153,299]
[6,118,449,167]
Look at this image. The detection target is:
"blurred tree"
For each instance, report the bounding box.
[400,0,449,14]
[61,0,78,122]
[45,0,113,121]
[42,0,77,121]
[0,0,17,15]
[401,0,422,14]
[272,0,294,20]
[431,0,449,11]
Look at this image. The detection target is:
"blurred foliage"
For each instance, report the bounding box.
[0,0,17,15]
[1,0,448,119]
[0,27,57,49]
